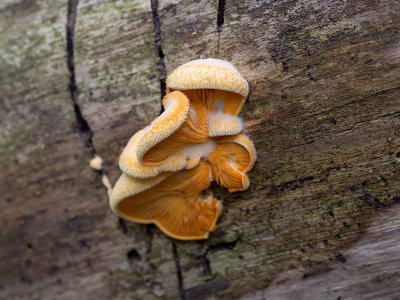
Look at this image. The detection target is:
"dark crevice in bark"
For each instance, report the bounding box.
[126,249,141,264]
[216,0,226,56]
[206,238,238,254]
[66,0,95,155]
[67,0,111,205]
[118,218,128,234]
[266,175,316,197]
[216,0,226,32]
[194,238,240,279]
[172,242,186,300]
[195,253,212,277]
[145,224,155,254]
[150,0,167,113]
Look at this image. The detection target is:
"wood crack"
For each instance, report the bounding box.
[66,0,110,197]
[206,238,239,254]
[216,0,226,56]
[216,0,226,32]
[172,242,186,300]
[150,0,167,112]
[66,0,95,155]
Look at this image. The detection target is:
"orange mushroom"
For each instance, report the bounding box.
[110,161,222,240]
[111,134,255,239]
[110,58,256,240]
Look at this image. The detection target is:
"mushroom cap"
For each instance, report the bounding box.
[136,91,190,163]
[119,126,189,178]
[110,172,170,214]
[166,58,249,115]
[110,160,222,240]
[89,155,103,171]
[119,91,191,178]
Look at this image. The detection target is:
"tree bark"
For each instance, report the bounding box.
[0,0,399,299]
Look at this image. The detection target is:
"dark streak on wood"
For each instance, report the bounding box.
[172,241,186,300]
[66,0,95,155]
[216,0,226,32]
[216,0,226,56]
[151,0,167,111]
[117,218,128,234]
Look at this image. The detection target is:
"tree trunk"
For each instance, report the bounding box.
[1,0,400,299]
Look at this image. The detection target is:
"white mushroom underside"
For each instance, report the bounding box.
[182,141,216,160]
[208,112,243,136]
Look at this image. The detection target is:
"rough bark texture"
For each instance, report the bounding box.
[0,0,399,299]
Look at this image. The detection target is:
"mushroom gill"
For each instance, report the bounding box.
[110,160,222,240]
[209,135,256,193]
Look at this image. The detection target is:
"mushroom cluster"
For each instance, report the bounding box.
[110,58,256,240]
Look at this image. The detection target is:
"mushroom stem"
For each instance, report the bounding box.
[89,155,113,196]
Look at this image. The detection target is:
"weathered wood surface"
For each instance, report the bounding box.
[248,204,400,299]
[0,0,399,299]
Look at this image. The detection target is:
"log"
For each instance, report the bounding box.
[0,0,399,299]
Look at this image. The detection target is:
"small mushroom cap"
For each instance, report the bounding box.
[110,160,222,240]
[209,134,256,192]
[166,58,248,115]
[89,155,103,171]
